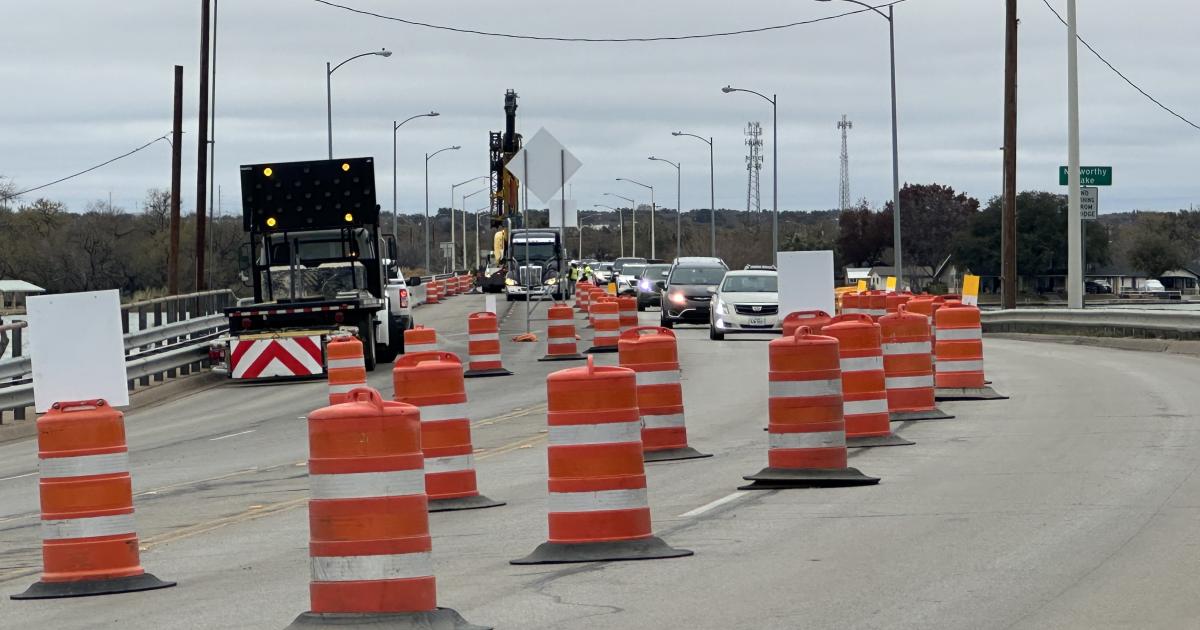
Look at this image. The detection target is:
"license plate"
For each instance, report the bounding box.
[749,317,766,326]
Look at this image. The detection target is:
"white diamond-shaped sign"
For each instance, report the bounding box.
[505,127,582,204]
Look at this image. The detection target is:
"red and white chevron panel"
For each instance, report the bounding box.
[230,336,324,379]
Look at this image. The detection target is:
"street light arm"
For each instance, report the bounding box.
[672,131,712,146]
[330,49,392,74]
[603,192,635,206]
[722,86,775,105]
[815,0,890,21]
[616,177,653,192]
[648,156,680,170]
[426,145,461,161]
[395,111,439,131]
[453,175,489,188]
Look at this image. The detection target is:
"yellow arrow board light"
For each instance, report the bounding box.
[239,157,377,232]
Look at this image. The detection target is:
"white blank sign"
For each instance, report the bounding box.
[27,290,129,412]
[777,251,836,318]
[548,199,578,228]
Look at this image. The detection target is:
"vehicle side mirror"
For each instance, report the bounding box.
[238,242,253,287]
[385,234,399,261]
[406,276,423,287]
[706,286,718,294]
[655,280,666,290]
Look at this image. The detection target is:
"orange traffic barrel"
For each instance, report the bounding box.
[575,281,594,313]
[426,279,440,305]
[617,297,638,334]
[12,400,174,600]
[782,310,832,338]
[287,387,486,629]
[587,300,620,354]
[863,291,887,320]
[511,356,692,565]
[823,314,914,448]
[393,352,504,512]
[541,303,586,362]
[841,292,862,316]
[403,325,439,354]
[934,302,1006,400]
[741,329,879,489]
[585,288,606,328]
[464,312,511,378]
[885,292,912,314]
[618,327,710,462]
[326,335,366,405]
[442,275,457,297]
[879,307,953,421]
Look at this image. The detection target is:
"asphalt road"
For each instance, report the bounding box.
[2,296,1199,629]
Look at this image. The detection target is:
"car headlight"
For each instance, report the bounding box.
[544,276,558,286]
[715,299,727,315]
[639,279,651,291]
[670,292,687,305]
[504,278,517,287]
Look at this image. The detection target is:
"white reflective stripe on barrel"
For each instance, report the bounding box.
[39,452,129,479]
[42,513,136,540]
[936,327,982,341]
[416,402,469,422]
[843,398,889,416]
[641,412,686,429]
[326,358,363,370]
[886,375,934,390]
[840,356,884,372]
[594,330,620,338]
[936,359,984,372]
[768,378,842,398]
[424,454,475,474]
[548,488,648,513]
[548,331,576,340]
[869,310,887,317]
[468,333,499,342]
[309,469,425,500]
[311,551,433,582]
[768,430,845,449]
[548,421,641,445]
[469,354,502,364]
[592,314,619,321]
[634,370,681,386]
[881,341,931,355]
[328,383,361,394]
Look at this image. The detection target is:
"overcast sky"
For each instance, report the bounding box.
[2,0,1198,217]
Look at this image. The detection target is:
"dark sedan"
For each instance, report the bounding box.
[635,264,671,310]
[659,264,728,328]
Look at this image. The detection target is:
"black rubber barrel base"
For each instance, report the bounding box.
[428,494,506,513]
[11,572,175,600]
[463,368,512,378]
[585,346,618,354]
[847,433,915,448]
[510,535,693,565]
[286,608,490,629]
[538,353,586,362]
[935,386,1008,401]
[890,408,955,422]
[644,447,713,463]
[739,466,880,490]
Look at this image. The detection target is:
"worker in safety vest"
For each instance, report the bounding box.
[581,262,594,284]
[567,263,580,296]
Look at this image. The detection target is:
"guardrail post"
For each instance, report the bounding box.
[153,303,165,383]
[12,326,24,422]
[137,307,150,387]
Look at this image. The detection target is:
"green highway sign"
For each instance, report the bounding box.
[1059,166,1112,186]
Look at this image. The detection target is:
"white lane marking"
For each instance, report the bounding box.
[678,491,750,518]
[0,472,37,482]
[210,430,256,441]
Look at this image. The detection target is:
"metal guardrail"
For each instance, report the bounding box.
[0,290,236,422]
[981,309,1200,340]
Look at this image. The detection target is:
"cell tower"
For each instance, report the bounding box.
[745,122,763,212]
[838,115,853,211]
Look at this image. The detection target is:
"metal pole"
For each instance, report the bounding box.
[392,122,397,238]
[650,188,656,260]
[560,149,566,263]
[887,10,903,289]
[772,95,778,267]
[195,0,211,290]
[619,208,624,257]
[169,65,183,295]
[424,154,430,271]
[462,193,467,270]
[1002,0,1018,309]
[206,0,219,290]
[676,163,682,258]
[1066,0,1082,309]
[709,138,716,258]
[326,62,333,159]
[449,185,456,269]
[475,211,480,268]
[632,204,637,258]
[524,158,531,334]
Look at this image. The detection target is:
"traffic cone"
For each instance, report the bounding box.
[741,329,880,489]
[12,400,174,600]
[511,357,692,564]
[286,387,489,630]
[392,352,504,512]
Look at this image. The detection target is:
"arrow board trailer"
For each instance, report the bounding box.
[210,157,411,380]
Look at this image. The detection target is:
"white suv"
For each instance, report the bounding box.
[709,269,780,340]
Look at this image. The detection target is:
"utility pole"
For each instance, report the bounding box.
[169,65,183,295]
[195,0,211,290]
[1002,0,1018,309]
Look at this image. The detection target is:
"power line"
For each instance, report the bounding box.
[1041,0,1200,132]
[311,0,910,42]
[1,134,171,202]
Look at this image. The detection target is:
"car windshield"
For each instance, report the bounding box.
[622,264,646,277]
[641,264,670,278]
[723,275,778,293]
[612,258,646,273]
[670,266,726,286]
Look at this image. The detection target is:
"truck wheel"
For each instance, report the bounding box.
[362,321,378,372]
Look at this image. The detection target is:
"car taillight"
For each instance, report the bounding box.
[334,311,345,323]
[208,345,224,363]
[399,288,409,308]
[240,317,252,330]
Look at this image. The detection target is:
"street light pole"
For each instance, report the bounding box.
[604,192,636,257]
[722,86,778,265]
[673,132,716,257]
[392,112,440,238]
[596,203,623,258]
[463,188,488,269]
[327,49,392,159]
[424,145,461,271]
[816,0,902,285]
[649,157,681,258]
[450,176,488,270]
[617,178,655,259]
